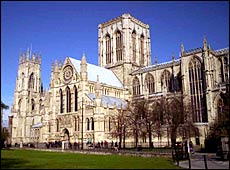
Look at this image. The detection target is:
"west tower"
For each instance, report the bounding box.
[11,49,42,143]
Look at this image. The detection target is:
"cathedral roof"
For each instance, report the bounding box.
[69,57,124,88]
[214,47,229,55]
[131,58,180,75]
[32,122,43,128]
[86,93,127,109]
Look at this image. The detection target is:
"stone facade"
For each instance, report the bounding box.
[10,13,229,148]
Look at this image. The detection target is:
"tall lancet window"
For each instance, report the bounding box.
[189,57,207,122]
[60,89,63,113]
[74,117,77,131]
[218,58,224,83]
[217,98,224,121]
[28,73,35,89]
[74,86,78,111]
[86,118,90,131]
[31,99,35,111]
[116,30,122,61]
[132,31,137,63]
[66,86,71,113]
[21,72,25,89]
[56,119,59,132]
[91,117,94,130]
[161,70,171,92]
[105,34,112,64]
[18,99,22,117]
[224,56,229,82]
[133,76,140,95]
[145,73,155,94]
[140,34,144,65]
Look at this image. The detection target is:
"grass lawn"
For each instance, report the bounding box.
[1,149,180,169]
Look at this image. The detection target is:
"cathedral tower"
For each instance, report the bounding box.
[11,48,42,144]
[98,13,151,91]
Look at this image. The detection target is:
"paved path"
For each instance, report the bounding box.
[177,153,229,169]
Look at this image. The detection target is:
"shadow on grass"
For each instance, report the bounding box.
[1,158,38,169]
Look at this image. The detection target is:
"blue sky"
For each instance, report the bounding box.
[1,1,229,125]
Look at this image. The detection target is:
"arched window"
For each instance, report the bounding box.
[18,99,22,117]
[31,99,35,111]
[169,99,183,125]
[28,73,35,89]
[161,70,171,92]
[91,117,94,130]
[217,98,224,121]
[109,117,111,131]
[140,34,144,65]
[116,30,122,61]
[223,56,229,82]
[66,86,71,113]
[132,31,137,63]
[86,118,90,131]
[174,72,182,92]
[74,86,78,111]
[133,76,140,95]
[74,117,77,131]
[189,57,207,122]
[39,99,42,112]
[21,72,25,89]
[60,89,63,113]
[56,119,59,132]
[133,77,140,95]
[218,58,224,82]
[77,116,80,131]
[145,73,155,94]
[48,122,51,133]
[106,34,112,64]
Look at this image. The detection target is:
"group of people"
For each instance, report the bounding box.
[86,140,119,151]
[42,139,122,151]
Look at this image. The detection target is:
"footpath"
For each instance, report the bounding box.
[177,153,229,169]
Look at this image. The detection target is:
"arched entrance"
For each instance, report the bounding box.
[63,128,70,141]
[62,128,70,150]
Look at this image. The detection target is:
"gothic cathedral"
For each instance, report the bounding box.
[10,14,229,149]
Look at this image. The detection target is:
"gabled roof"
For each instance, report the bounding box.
[86,93,127,109]
[69,57,123,88]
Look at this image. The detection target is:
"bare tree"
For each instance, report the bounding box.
[108,107,131,149]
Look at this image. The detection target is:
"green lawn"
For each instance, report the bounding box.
[1,149,180,169]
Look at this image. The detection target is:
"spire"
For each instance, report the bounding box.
[154,57,158,65]
[81,52,87,65]
[172,52,175,61]
[95,75,101,99]
[180,43,184,56]
[26,47,30,60]
[203,36,207,50]
[32,52,36,61]
[80,52,87,80]
[19,49,23,63]
[39,52,42,62]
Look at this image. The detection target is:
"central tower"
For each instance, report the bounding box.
[98,13,151,90]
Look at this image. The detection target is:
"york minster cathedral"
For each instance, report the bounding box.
[10,13,229,148]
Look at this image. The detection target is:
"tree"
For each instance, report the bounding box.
[125,98,163,149]
[108,106,131,149]
[156,96,197,147]
[206,92,229,152]
[1,101,9,148]
[125,101,145,148]
[1,101,9,110]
